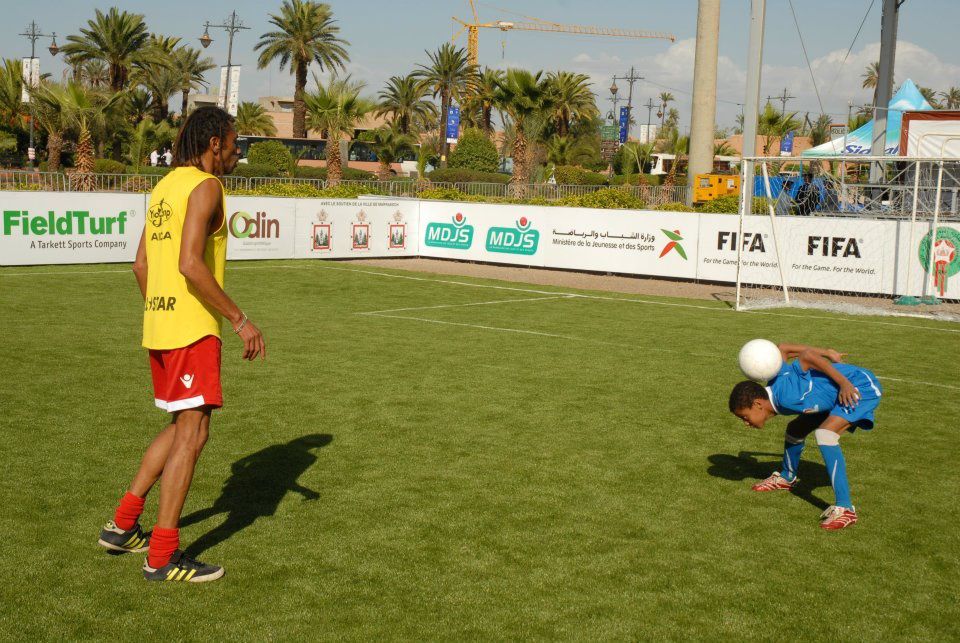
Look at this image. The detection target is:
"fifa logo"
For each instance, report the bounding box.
[807,236,861,258]
[717,231,766,252]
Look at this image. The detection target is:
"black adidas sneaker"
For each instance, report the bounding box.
[142,550,225,583]
[98,521,150,553]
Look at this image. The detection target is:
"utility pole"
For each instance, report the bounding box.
[199,11,249,116]
[612,66,643,141]
[765,88,795,114]
[869,0,902,183]
[686,0,721,206]
[644,98,656,143]
[18,21,59,170]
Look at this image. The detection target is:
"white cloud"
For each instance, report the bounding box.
[568,38,960,129]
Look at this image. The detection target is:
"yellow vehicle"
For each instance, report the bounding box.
[693,174,740,203]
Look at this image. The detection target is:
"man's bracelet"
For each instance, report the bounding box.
[233,313,248,334]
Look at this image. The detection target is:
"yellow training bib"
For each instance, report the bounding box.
[142,166,227,350]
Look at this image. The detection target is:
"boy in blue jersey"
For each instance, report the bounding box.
[728,343,883,530]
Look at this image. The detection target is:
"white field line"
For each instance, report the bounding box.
[362,303,960,391]
[367,313,579,340]
[4,261,958,334]
[358,295,576,316]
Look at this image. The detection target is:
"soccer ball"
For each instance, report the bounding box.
[738,339,782,382]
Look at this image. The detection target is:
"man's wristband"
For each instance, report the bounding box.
[233,312,248,334]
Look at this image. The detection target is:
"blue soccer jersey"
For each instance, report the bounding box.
[767,360,883,430]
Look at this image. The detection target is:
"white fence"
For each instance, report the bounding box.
[2,190,957,300]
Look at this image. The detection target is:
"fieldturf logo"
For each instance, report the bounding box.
[424,212,474,250]
[229,211,279,239]
[659,229,687,259]
[3,209,128,236]
[485,216,539,255]
[918,226,960,297]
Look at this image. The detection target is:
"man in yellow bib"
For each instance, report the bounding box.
[96,106,265,583]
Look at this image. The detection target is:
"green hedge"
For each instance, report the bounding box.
[448,128,499,173]
[247,140,293,174]
[559,187,646,210]
[292,166,376,181]
[128,166,172,176]
[230,163,282,178]
[695,195,772,214]
[93,158,126,174]
[427,168,511,184]
[227,183,384,198]
[610,173,661,186]
[655,201,695,212]
[553,165,610,186]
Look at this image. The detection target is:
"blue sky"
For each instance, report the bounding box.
[7,1,959,128]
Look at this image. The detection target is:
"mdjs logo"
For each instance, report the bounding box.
[424,212,474,250]
[486,217,539,255]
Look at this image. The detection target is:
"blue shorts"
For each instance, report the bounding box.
[829,367,883,431]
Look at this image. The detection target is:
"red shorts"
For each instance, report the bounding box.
[149,335,223,412]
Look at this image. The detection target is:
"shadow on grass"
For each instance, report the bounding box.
[180,433,333,557]
[706,450,832,510]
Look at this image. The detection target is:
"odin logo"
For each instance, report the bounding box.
[807,236,861,258]
[717,231,766,252]
[229,211,279,239]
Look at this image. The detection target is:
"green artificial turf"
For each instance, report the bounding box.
[1,259,958,641]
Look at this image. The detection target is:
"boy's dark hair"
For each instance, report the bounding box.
[728,380,768,412]
[172,106,235,168]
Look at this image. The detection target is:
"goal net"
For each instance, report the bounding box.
[734,156,960,321]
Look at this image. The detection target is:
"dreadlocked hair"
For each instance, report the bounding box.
[172,106,235,169]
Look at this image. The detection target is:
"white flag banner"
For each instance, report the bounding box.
[227,66,241,116]
[21,58,39,103]
[217,66,228,109]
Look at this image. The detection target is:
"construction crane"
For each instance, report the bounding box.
[452,1,676,66]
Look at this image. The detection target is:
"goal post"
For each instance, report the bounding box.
[735,155,960,321]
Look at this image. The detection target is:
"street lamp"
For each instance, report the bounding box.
[610,80,618,96]
[199,12,249,116]
[19,21,59,170]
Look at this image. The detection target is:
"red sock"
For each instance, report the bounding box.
[148,527,180,569]
[113,492,145,531]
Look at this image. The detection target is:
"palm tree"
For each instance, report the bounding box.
[125,88,153,125]
[757,103,799,156]
[461,67,503,135]
[545,135,595,167]
[658,91,675,125]
[30,83,73,171]
[940,87,960,110]
[918,86,940,108]
[621,141,654,174]
[861,61,880,90]
[55,83,124,187]
[415,43,477,167]
[304,75,373,186]
[713,141,736,156]
[256,0,350,139]
[361,125,415,180]
[376,74,435,135]
[495,68,552,195]
[809,113,832,147]
[60,8,155,92]
[545,71,597,137]
[124,118,176,171]
[660,130,689,201]
[80,61,110,89]
[0,59,26,130]
[172,47,215,116]
[236,102,278,136]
